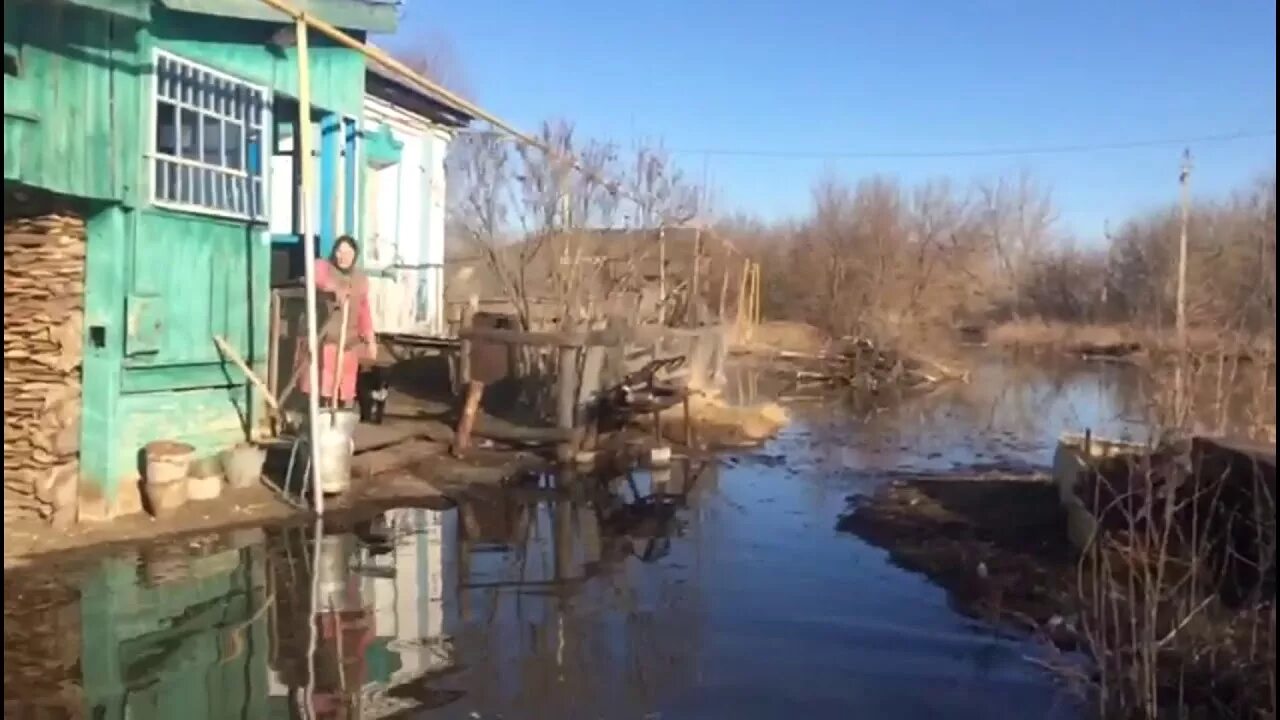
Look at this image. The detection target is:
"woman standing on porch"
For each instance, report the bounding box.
[299,235,377,407]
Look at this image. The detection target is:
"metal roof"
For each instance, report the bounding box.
[365,60,475,128]
[157,0,400,33]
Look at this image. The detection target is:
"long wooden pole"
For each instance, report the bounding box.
[1176,149,1192,346]
[329,300,349,412]
[658,228,667,324]
[296,17,325,515]
[213,335,283,415]
[689,229,702,326]
[717,260,730,323]
[747,260,757,325]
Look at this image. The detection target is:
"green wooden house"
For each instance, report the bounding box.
[4,0,398,520]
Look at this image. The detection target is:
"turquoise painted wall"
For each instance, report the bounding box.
[151,6,366,117]
[7,2,373,513]
[81,150,274,510]
[3,0,146,205]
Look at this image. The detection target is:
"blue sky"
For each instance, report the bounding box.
[387,0,1276,241]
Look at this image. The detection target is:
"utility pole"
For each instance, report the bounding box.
[1176,148,1192,346]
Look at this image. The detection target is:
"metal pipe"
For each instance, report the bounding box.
[296,16,325,514]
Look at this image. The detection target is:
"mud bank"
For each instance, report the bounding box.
[841,468,1277,719]
[839,474,1081,646]
[3,447,543,569]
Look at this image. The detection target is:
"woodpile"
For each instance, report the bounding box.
[3,213,85,526]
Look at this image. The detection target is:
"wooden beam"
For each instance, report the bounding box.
[556,343,579,461]
[451,380,485,458]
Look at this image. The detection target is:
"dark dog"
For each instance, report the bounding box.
[356,365,389,424]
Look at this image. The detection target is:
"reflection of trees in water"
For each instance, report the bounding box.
[446,464,711,716]
[788,356,1268,476]
[797,356,1275,477]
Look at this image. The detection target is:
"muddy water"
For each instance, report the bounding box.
[3,356,1270,719]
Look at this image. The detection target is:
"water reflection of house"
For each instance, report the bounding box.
[262,510,458,717]
[363,509,456,685]
[79,534,271,718]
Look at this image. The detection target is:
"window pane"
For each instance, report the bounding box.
[179,63,191,105]
[154,158,167,200]
[166,161,179,203]
[220,174,233,211]
[180,108,199,160]
[156,55,170,99]
[200,72,214,110]
[201,115,222,166]
[178,164,192,205]
[151,53,268,219]
[214,78,228,115]
[246,129,261,177]
[155,101,177,156]
[251,179,263,219]
[201,168,214,208]
[224,123,243,170]
[248,90,262,126]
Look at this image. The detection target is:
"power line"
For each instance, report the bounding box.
[667,129,1276,160]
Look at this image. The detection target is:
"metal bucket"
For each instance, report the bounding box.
[315,533,357,608]
[307,409,359,495]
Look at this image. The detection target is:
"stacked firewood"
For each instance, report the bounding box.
[3,214,85,525]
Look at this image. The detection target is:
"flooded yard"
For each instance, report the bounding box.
[4,354,1271,719]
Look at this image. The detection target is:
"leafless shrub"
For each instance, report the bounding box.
[1072,351,1276,719]
[718,171,1276,359]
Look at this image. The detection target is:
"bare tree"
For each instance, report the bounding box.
[393,31,473,100]
[975,169,1058,318]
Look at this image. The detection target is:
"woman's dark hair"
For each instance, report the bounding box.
[330,234,359,269]
[332,234,359,257]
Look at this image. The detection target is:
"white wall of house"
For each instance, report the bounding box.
[362,93,453,336]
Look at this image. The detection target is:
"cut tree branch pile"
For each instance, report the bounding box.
[775,337,968,392]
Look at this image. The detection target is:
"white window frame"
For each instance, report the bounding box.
[149,49,272,222]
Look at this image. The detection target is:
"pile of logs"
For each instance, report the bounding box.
[3,213,85,525]
[777,337,968,393]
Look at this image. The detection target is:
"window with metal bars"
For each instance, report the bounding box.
[151,51,269,221]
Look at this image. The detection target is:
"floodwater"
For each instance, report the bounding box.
[4,354,1273,719]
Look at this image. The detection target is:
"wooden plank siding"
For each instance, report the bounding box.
[5,1,375,518]
[3,0,147,204]
[151,5,367,118]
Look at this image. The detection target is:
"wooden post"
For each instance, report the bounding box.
[328,299,349,412]
[689,229,702,327]
[682,392,694,449]
[1176,149,1192,347]
[657,228,667,324]
[717,260,730,323]
[747,262,757,324]
[556,340,578,462]
[457,298,476,394]
[452,380,485,457]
